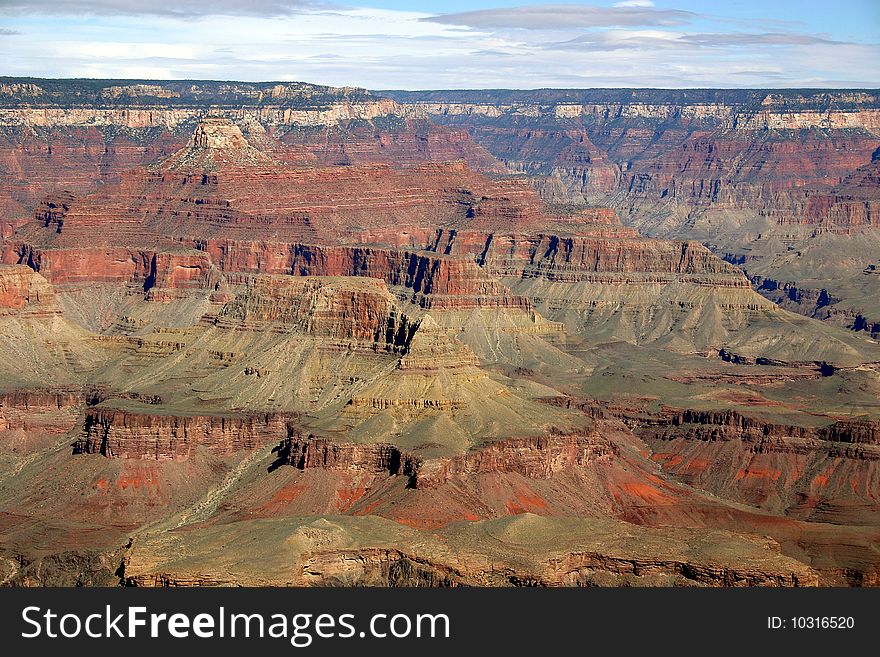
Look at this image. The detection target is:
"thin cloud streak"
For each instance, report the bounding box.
[552,30,853,52]
[0,0,326,18]
[422,3,697,29]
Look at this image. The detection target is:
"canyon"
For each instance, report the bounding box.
[0,79,878,587]
[385,89,880,339]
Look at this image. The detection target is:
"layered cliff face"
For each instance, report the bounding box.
[6,161,547,252]
[637,408,880,525]
[76,408,290,460]
[0,388,85,457]
[388,90,880,227]
[0,79,493,237]
[8,116,876,366]
[215,275,418,352]
[387,89,880,341]
[1,81,879,588]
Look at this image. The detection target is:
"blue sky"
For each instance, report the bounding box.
[1,1,878,88]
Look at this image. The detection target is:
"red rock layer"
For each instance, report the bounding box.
[3,244,216,296]
[275,429,617,490]
[76,408,292,459]
[637,408,880,524]
[273,120,503,172]
[0,388,86,436]
[12,158,562,250]
[760,159,880,230]
[412,431,618,489]
[409,97,880,231]
[4,119,743,311]
[4,245,153,285]
[0,125,184,227]
[648,408,880,446]
[0,264,60,315]
[0,109,501,227]
[616,133,880,209]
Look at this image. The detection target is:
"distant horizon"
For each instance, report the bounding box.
[1,1,878,88]
[3,75,879,93]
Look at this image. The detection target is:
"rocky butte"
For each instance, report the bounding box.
[0,79,878,587]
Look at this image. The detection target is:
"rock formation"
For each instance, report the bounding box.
[387,90,880,342]
[0,80,878,588]
[0,264,59,315]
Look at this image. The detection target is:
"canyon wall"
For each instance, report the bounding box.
[75,408,292,459]
[274,430,617,490]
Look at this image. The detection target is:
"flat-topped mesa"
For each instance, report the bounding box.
[0,264,60,316]
[160,117,276,171]
[397,314,480,370]
[471,234,749,286]
[190,117,251,150]
[214,275,417,352]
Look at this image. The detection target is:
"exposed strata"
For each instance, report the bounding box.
[0,388,85,442]
[616,406,880,524]
[9,162,552,249]
[0,79,487,238]
[274,435,419,478]
[214,275,418,351]
[273,429,616,489]
[161,117,276,171]
[646,408,880,446]
[9,117,874,366]
[385,89,880,131]
[0,81,879,588]
[76,407,292,459]
[386,88,880,341]
[389,90,880,225]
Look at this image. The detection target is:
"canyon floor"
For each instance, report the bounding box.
[0,80,878,586]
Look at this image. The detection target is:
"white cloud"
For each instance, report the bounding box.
[0,2,877,88]
[0,0,323,18]
[614,1,655,7]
